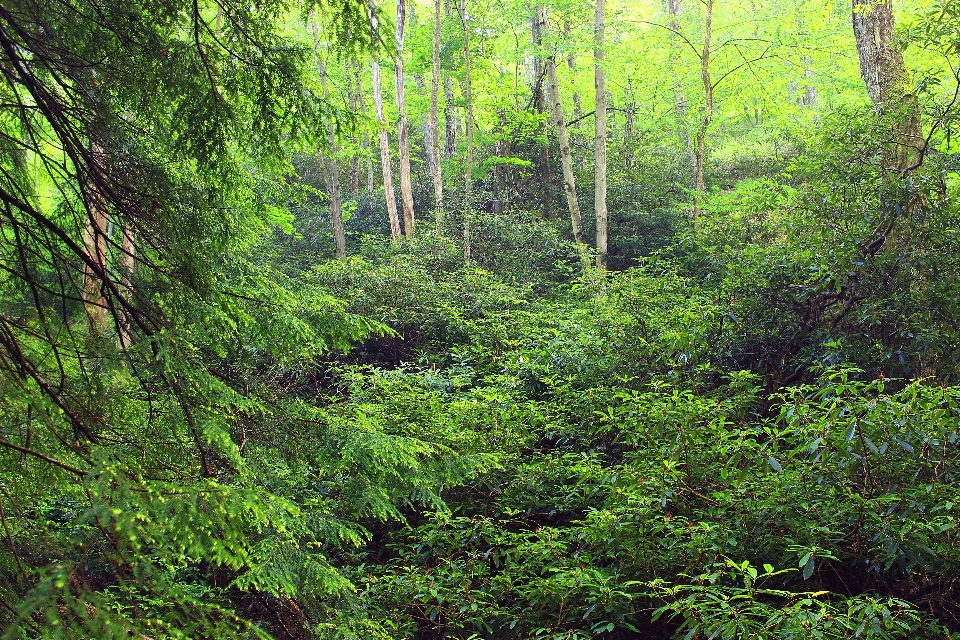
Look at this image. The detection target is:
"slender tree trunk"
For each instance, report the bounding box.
[444,75,457,160]
[459,0,473,263]
[318,62,347,259]
[118,225,135,346]
[573,92,585,170]
[694,0,713,215]
[542,6,582,243]
[311,26,347,259]
[432,0,444,226]
[531,5,553,218]
[395,0,416,236]
[83,145,109,331]
[594,0,608,268]
[369,0,402,239]
[347,60,361,198]
[417,74,436,191]
[625,78,635,173]
[668,0,693,159]
[356,67,375,200]
[567,21,585,171]
[802,57,818,107]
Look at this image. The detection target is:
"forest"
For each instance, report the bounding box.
[1,0,960,637]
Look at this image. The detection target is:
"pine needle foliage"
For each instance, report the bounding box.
[0,0,475,636]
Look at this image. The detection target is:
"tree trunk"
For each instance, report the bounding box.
[532,4,553,218]
[356,67,374,199]
[118,225,135,346]
[444,74,457,160]
[802,57,818,107]
[542,6,583,243]
[347,60,361,198]
[573,92,585,170]
[369,0,402,239]
[567,21,585,171]
[694,0,713,215]
[668,0,693,161]
[395,0,416,236]
[625,78,635,174]
[851,0,921,172]
[318,60,347,260]
[459,0,474,263]
[594,0,608,268]
[83,146,109,331]
[432,0,444,226]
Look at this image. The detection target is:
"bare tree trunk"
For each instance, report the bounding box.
[347,60,361,198]
[444,75,457,160]
[852,0,921,172]
[458,0,473,263]
[542,6,583,243]
[694,0,713,215]
[369,0,402,239]
[852,0,882,105]
[567,21,585,171]
[83,145,109,331]
[395,0,416,236]
[356,68,374,199]
[625,78,635,173]
[594,0,608,268]
[668,0,693,160]
[432,0,444,226]
[311,26,347,259]
[118,225,135,346]
[573,92,585,170]
[532,5,553,219]
[802,57,818,106]
[321,74,347,259]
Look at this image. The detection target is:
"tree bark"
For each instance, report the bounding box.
[594,0,608,268]
[432,0,444,226]
[347,60,361,198]
[118,224,135,346]
[320,68,347,259]
[625,78,635,173]
[532,4,553,218]
[851,0,921,172]
[444,74,457,160]
[356,67,375,199]
[395,0,416,236]
[459,0,474,263]
[694,0,713,215]
[802,57,818,107]
[82,145,109,331]
[369,0,402,239]
[542,6,583,244]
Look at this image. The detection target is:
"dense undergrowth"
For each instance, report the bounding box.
[251,113,960,638]
[2,4,960,636]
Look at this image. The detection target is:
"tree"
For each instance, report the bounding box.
[595,0,608,267]
[369,0,403,239]
[531,5,555,218]
[431,0,444,226]
[542,6,583,244]
[395,0,416,236]
[458,0,474,262]
[694,0,713,214]
[852,0,921,172]
[315,48,347,259]
[0,0,388,634]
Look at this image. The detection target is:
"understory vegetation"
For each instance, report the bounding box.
[2,0,960,638]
